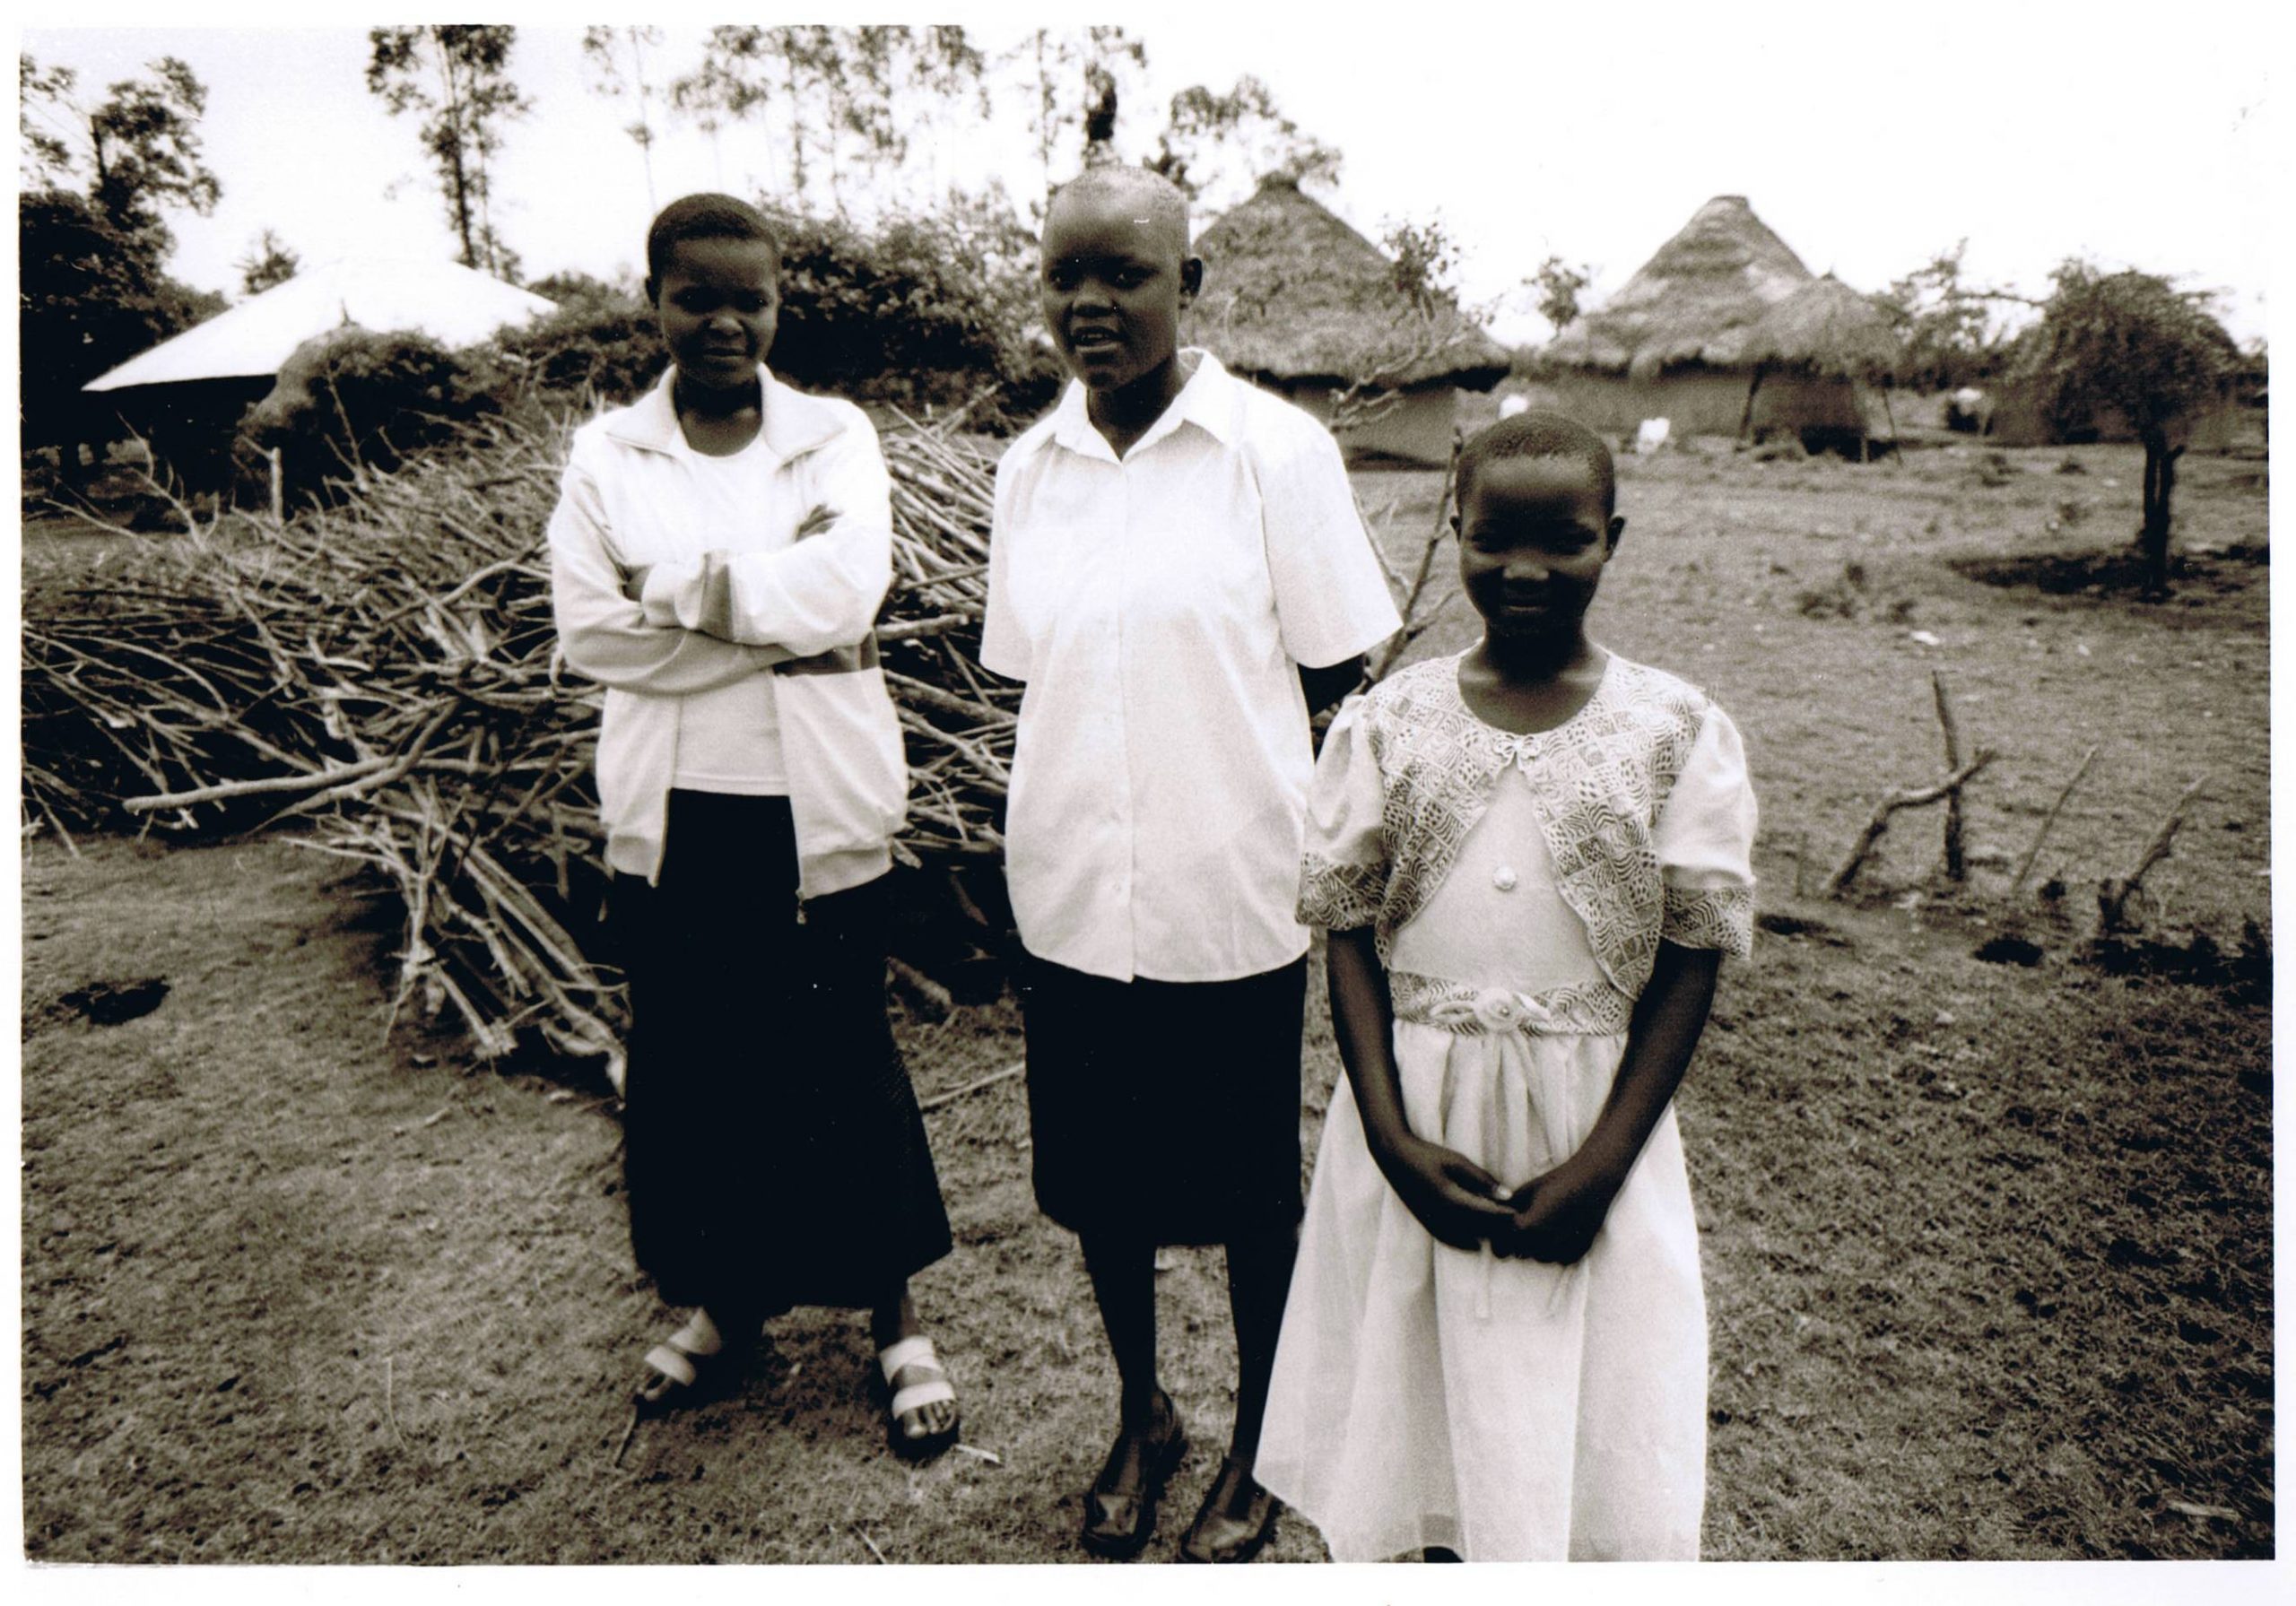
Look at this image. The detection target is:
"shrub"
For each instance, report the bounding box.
[238,327,496,506]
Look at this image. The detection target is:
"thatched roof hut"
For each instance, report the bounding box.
[1543,195,1811,381]
[1535,196,1897,452]
[1739,273,1901,378]
[1183,175,1509,464]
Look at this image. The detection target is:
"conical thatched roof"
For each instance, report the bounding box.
[84,257,554,392]
[1543,195,1814,380]
[1738,273,1901,378]
[1182,175,1510,391]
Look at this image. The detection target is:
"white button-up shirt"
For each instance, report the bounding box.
[983,352,1402,982]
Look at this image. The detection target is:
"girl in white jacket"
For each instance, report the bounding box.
[547,194,957,1458]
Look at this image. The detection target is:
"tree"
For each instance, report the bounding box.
[18,52,225,483]
[1528,254,1591,338]
[668,27,989,216]
[366,27,531,280]
[19,52,221,242]
[20,188,224,481]
[1003,27,1148,202]
[2011,260,2238,597]
[236,228,300,295]
[580,26,664,211]
[1144,76,1340,211]
[1382,215,1469,318]
[1878,241,2015,391]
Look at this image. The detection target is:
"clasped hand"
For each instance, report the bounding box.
[1376,1131,1619,1264]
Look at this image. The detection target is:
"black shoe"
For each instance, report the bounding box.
[1081,1391,1187,1559]
[1178,1455,1280,1564]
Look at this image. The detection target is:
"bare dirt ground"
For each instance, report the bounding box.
[20,433,2271,1562]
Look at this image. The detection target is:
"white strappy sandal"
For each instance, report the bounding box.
[876,1333,961,1462]
[637,1311,739,1410]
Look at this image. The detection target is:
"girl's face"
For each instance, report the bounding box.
[650,235,780,395]
[1454,456,1622,644]
[1039,190,1200,393]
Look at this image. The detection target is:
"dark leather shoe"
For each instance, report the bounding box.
[1178,1455,1280,1564]
[1081,1391,1187,1559]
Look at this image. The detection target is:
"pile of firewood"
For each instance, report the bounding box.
[22,411,1014,1081]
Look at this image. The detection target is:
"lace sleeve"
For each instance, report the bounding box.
[1655,703,1758,957]
[1297,698,1388,931]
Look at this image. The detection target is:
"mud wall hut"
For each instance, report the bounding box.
[1533,195,1896,450]
[1181,175,1510,465]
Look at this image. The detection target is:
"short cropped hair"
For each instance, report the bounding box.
[645,193,781,289]
[1046,164,1192,254]
[1455,410,1616,517]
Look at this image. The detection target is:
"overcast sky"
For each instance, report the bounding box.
[21,7,2278,348]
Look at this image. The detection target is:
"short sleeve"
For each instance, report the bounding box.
[1257,423,1403,670]
[1654,703,1758,957]
[1296,697,1389,931]
[980,456,1030,681]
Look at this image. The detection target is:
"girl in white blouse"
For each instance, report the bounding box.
[983,167,1401,1563]
[1256,412,1758,1561]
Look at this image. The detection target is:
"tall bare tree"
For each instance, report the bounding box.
[1004,27,1148,200]
[580,26,664,212]
[669,26,987,215]
[366,26,531,280]
[1144,75,1340,211]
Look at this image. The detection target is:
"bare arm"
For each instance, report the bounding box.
[1499,941,1723,1263]
[1327,925,1516,1250]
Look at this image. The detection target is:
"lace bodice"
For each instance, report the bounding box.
[1299,651,1756,1012]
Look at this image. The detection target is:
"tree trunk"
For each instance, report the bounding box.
[2137,430,2179,599]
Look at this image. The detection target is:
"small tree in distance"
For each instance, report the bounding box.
[2010,260,2238,598]
[1528,254,1591,338]
[236,229,300,296]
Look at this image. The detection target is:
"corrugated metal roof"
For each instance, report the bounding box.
[83,257,557,392]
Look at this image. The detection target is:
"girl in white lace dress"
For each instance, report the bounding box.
[1255,413,1757,1561]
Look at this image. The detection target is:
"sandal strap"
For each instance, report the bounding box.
[643,1343,699,1388]
[877,1334,942,1385]
[889,1377,957,1418]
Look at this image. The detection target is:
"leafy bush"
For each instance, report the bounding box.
[238,327,497,505]
[767,195,1061,426]
[471,292,666,412]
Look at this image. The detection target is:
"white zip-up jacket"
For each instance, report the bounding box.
[547,367,909,897]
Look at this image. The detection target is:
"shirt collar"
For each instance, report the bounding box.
[1044,348,1242,462]
[604,364,847,462]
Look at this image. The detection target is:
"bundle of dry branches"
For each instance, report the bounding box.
[22,411,1013,1081]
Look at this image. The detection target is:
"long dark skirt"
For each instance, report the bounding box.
[1016,950,1309,1246]
[613,791,951,1317]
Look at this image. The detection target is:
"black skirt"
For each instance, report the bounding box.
[1016,950,1309,1246]
[611,791,951,1315]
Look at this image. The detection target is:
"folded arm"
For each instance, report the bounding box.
[548,457,789,695]
[634,423,894,655]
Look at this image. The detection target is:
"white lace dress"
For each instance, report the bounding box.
[1255,650,1756,1562]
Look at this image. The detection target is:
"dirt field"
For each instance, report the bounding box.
[20,434,2272,1561]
